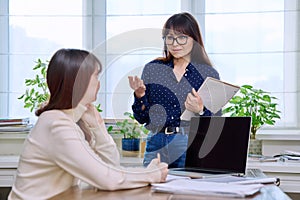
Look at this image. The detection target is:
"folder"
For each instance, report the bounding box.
[152,179,263,198]
[152,175,279,197]
[181,77,240,121]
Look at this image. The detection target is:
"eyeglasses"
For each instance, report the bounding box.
[164,35,188,45]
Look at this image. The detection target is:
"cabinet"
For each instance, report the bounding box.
[0,156,19,187]
[247,161,300,193]
[0,155,144,187]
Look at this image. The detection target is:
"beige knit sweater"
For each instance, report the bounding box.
[8,104,162,200]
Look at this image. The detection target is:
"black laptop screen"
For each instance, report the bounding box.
[185,116,251,174]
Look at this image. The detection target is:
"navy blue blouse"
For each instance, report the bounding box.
[132,59,220,131]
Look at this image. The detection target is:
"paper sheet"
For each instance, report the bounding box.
[181,77,240,121]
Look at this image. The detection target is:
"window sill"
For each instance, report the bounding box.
[256,130,300,141]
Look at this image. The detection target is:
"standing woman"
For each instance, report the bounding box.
[129,12,220,168]
[8,49,168,200]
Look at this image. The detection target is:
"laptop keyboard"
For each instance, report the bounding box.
[246,168,266,178]
[170,168,266,178]
[172,168,230,174]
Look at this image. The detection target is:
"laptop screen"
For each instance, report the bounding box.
[186,116,251,174]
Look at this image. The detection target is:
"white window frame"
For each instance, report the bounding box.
[0,0,9,116]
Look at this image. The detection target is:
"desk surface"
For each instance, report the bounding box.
[49,184,291,200]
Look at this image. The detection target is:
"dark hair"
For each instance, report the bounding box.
[160,12,212,66]
[36,48,102,116]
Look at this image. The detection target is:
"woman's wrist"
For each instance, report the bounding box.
[135,91,145,98]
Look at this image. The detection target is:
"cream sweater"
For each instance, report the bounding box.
[8,105,162,200]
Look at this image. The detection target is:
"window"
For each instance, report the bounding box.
[0,0,83,122]
[103,0,181,118]
[201,0,299,128]
[0,0,299,130]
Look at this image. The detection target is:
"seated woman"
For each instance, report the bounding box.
[8,48,168,200]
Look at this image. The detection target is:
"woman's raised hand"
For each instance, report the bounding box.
[128,76,146,98]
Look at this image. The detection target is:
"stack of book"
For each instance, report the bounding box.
[0,117,33,133]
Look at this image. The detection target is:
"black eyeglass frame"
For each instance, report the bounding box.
[163,35,188,45]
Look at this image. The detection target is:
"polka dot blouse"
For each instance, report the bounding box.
[132,59,220,131]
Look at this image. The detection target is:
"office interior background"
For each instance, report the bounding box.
[0,0,299,132]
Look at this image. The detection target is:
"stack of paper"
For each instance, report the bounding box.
[276,150,300,162]
[152,179,263,198]
[284,150,300,156]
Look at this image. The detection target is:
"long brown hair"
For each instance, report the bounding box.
[36,49,102,116]
[160,12,212,66]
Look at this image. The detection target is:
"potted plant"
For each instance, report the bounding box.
[222,85,281,154]
[19,59,103,113]
[115,112,149,155]
[18,59,49,112]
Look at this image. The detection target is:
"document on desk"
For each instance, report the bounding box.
[181,77,240,121]
[152,179,263,198]
[193,176,280,185]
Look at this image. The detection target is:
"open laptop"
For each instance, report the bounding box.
[169,116,252,178]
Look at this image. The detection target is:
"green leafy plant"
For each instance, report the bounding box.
[222,85,281,139]
[115,112,149,139]
[18,59,49,112]
[18,59,103,115]
[95,104,103,113]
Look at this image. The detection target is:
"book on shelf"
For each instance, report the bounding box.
[0,117,30,126]
[0,117,32,133]
[0,124,33,132]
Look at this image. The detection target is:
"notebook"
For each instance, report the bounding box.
[169,116,252,178]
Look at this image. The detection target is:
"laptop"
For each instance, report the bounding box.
[169,116,252,178]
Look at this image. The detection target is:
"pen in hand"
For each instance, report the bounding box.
[156,153,168,182]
